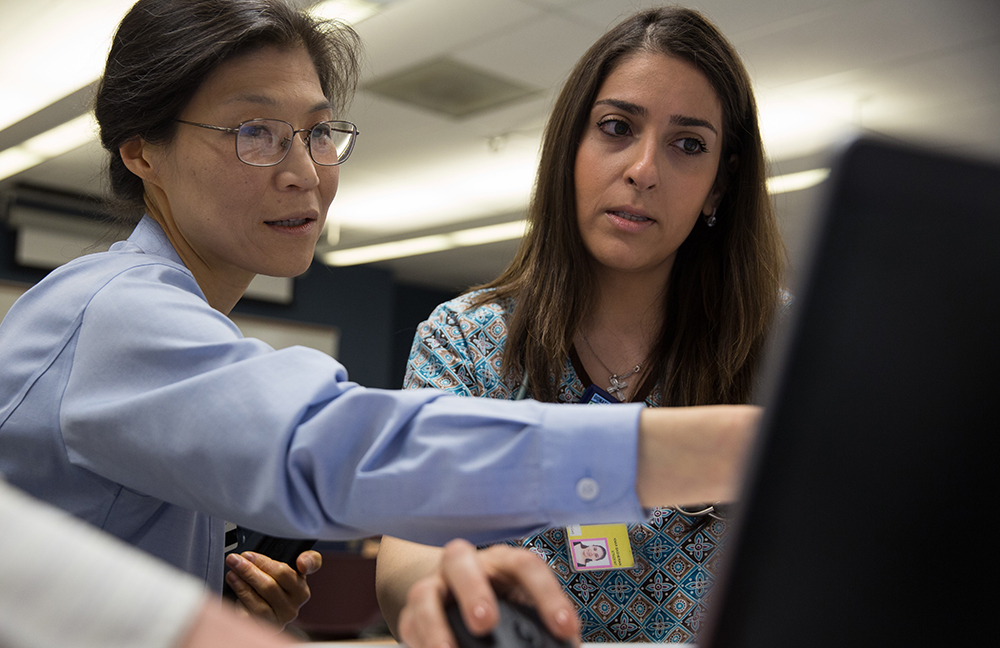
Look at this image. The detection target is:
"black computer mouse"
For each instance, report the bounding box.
[445,599,574,648]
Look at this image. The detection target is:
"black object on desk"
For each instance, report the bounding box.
[446,599,572,648]
[701,136,999,646]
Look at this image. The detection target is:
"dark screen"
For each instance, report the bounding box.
[703,137,999,647]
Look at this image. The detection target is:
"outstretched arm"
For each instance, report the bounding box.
[636,404,760,506]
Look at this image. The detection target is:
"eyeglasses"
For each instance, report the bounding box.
[175,118,358,167]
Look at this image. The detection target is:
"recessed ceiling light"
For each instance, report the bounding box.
[364,57,542,119]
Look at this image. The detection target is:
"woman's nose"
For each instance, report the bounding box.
[625,137,659,190]
[277,135,321,189]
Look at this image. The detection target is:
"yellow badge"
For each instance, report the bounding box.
[566,523,634,571]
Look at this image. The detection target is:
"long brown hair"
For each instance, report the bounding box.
[473,6,785,405]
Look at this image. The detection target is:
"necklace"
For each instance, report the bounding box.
[579,330,651,398]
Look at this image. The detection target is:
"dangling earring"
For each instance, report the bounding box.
[704,207,718,227]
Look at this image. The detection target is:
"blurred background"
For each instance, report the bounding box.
[3,0,999,289]
[4,0,999,385]
[2,0,998,639]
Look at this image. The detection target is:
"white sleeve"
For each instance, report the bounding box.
[0,479,206,648]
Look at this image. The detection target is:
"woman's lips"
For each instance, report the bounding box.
[266,218,313,227]
[606,209,655,232]
[609,209,652,223]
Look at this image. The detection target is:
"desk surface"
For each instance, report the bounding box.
[310,643,682,647]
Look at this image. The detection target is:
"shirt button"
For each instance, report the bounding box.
[576,478,599,501]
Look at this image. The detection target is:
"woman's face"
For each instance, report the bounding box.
[142,45,338,288]
[581,544,604,561]
[574,52,724,282]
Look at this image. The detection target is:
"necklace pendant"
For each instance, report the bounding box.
[607,374,627,395]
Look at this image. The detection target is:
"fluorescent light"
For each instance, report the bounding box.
[323,220,526,266]
[767,168,830,194]
[0,0,135,132]
[308,0,381,24]
[0,113,98,181]
[451,221,527,246]
[331,137,540,235]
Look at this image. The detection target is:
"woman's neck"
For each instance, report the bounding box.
[143,192,253,315]
[573,266,670,399]
[587,266,668,342]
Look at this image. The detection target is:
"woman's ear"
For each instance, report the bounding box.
[703,153,739,216]
[119,136,157,182]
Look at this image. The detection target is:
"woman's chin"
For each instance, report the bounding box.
[254,256,315,280]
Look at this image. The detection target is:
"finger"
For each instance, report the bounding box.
[398,574,455,648]
[225,556,276,625]
[480,545,580,643]
[226,552,301,626]
[439,538,499,636]
[243,552,310,606]
[296,550,322,575]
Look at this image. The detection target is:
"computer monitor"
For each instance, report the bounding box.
[702,137,999,647]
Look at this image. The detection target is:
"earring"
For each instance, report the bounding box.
[704,207,718,227]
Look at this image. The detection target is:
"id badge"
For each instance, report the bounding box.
[566,523,635,571]
[580,384,619,404]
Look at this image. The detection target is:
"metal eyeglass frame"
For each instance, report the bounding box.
[175,118,359,167]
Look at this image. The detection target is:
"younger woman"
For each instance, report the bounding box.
[378,7,784,644]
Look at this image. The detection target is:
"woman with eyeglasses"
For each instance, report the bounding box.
[376,7,785,645]
[0,0,760,641]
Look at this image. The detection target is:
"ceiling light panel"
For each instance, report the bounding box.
[329,134,540,236]
[308,0,383,24]
[364,58,542,119]
[0,114,98,182]
[0,0,134,132]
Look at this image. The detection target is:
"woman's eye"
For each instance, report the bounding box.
[311,124,333,142]
[598,118,631,137]
[674,137,707,155]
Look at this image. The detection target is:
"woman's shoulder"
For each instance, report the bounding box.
[427,289,512,324]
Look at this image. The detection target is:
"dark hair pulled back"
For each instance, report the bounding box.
[94,0,361,220]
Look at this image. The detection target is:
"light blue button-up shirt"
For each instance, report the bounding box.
[0,216,644,589]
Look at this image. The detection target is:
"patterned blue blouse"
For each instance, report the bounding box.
[404,290,729,643]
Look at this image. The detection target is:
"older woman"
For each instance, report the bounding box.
[0,0,758,638]
[377,6,784,645]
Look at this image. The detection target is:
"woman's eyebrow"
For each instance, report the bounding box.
[223,93,278,107]
[593,99,718,135]
[309,100,335,114]
[594,98,646,116]
[222,95,334,114]
[670,114,718,135]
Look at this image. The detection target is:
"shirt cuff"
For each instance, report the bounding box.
[536,402,645,525]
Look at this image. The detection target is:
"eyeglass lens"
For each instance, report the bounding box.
[235,119,356,166]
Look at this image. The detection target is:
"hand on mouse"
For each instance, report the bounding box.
[396,538,580,648]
